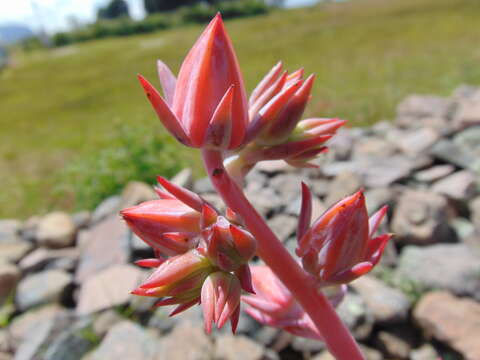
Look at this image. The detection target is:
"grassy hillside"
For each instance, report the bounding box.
[1,0,480,218]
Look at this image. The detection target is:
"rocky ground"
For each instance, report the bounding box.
[1,85,480,360]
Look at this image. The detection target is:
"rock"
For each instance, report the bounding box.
[327,128,355,160]
[413,165,455,183]
[310,178,330,197]
[244,187,281,217]
[194,177,215,193]
[75,215,130,284]
[391,190,455,245]
[313,346,383,360]
[148,306,179,333]
[9,304,68,346]
[76,264,145,315]
[267,215,297,243]
[350,276,411,324]
[19,247,79,273]
[410,344,439,360]
[352,137,397,159]
[395,244,480,299]
[450,218,475,241]
[362,156,413,188]
[92,310,123,338]
[89,321,158,360]
[255,160,291,175]
[336,292,374,340]
[91,196,122,224]
[285,194,326,221]
[251,327,280,347]
[0,264,20,301]
[0,220,21,244]
[157,322,213,360]
[170,168,193,188]
[43,319,94,360]
[393,128,439,156]
[325,171,362,207]
[470,196,480,231]
[453,91,480,129]
[0,242,32,264]
[270,173,305,202]
[71,211,91,229]
[13,310,72,360]
[364,187,393,214]
[214,334,265,360]
[120,181,156,208]
[15,270,72,311]
[431,170,477,201]
[414,291,480,360]
[374,331,411,359]
[396,95,453,123]
[0,330,11,353]
[0,354,12,360]
[130,233,151,252]
[36,212,76,248]
[430,139,480,171]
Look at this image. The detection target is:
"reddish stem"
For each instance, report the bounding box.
[202,149,364,360]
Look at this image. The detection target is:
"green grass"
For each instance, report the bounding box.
[1,0,480,218]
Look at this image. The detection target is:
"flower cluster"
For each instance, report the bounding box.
[122,176,256,332]
[125,13,392,345]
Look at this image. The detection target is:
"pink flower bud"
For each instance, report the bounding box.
[297,189,391,285]
[201,271,241,333]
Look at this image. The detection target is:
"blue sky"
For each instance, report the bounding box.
[0,0,317,33]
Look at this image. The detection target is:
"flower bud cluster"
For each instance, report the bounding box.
[121,176,256,333]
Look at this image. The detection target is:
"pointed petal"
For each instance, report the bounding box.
[235,264,255,294]
[169,298,200,317]
[137,74,190,145]
[249,61,283,106]
[229,224,256,262]
[134,258,165,268]
[173,14,248,148]
[368,205,388,238]
[297,182,312,243]
[203,85,234,149]
[248,71,288,122]
[230,305,240,334]
[157,60,176,106]
[366,233,392,265]
[201,277,215,333]
[157,176,204,212]
[201,203,218,228]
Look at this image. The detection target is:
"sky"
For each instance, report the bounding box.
[0,0,317,33]
[0,0,146,33]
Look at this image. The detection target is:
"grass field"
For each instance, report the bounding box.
[1,0,480,218]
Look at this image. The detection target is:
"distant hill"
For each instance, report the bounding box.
[0,24,34,44]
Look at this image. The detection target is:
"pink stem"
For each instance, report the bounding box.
[202,149,364,360]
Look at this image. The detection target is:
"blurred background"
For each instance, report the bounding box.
[1,0,479,218]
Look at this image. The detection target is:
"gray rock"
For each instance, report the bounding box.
[91,196,122,224]
[120,181,156,208]
[325,171,362,207]
[20,216,40,243]
[9,305,68,346]
[75,215,130,284]
[431,170,477,201]
[270,173,305,202]
[15,270,72,311]
[310,178,330,197]
[391,190,455,245]
[89,321,158,360]
[76,264,145,315]
[361,156,413,188]
[0,264,20,301]
[19,247,79,273]
[0,330,11,353]
[14,311,72,360]
[450,218,475,241]
[395,244,480,299]
[430,138,480,172]
[92,310,123,338]
[36,212,76,249]
[0,242,32,264]
[157,322,213,360]
[413,291,480,360]
[0,353,12,360]
[255,160,292,174]
[43,319,94,360]
[336,292,374,340]
[148,306,179,333]
[251,326,280,347]
[71,211,91,229]
[470,196,480,231]
[170,168,193,188]
[351,276,411,324]
[413,165,455,183]
[396,95,453,122]
[130,232,151,252]
[267,215,297,243]
[364,187,393,214]
[453,90,480,129]
[214,334,265,360]
[245,187,281,217]
[0,220,21,244]
[393,128,439,156]
[201,193,226,213]
[194,177,215,193]
[352,137,397,159]
[313,346,383,360]
[327,128,355,160]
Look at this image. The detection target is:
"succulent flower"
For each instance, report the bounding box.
[296,185,391,285]
[138,14,248,150]
[242,266,346,339]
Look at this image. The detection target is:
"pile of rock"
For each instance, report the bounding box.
[1,85,480,360]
